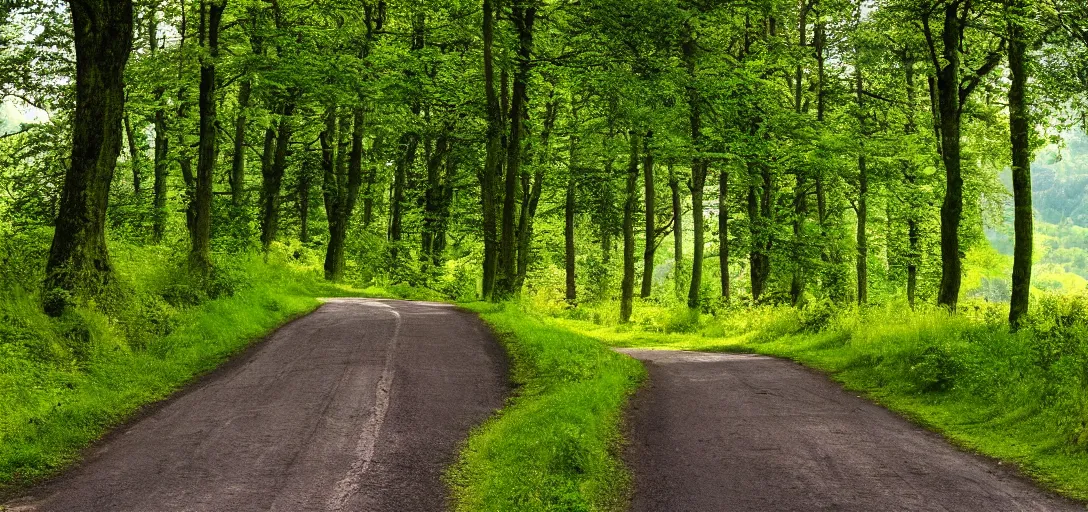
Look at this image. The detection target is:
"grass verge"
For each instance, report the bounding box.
[544,299,1088,503]
[447,302,646,512]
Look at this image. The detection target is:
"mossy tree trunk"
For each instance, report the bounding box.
[44,0,134,316]
[190,0,226,272]
[1007,0,1033,329]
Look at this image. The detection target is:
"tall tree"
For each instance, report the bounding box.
[920,0,1003,309]
[44,0,134,315]
[621,131,640,322]
[190,0,226,271]
[495,0,537,298]
[640,131,656,298]
[1007,0,1032,329]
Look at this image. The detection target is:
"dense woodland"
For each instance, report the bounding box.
[3,0,1088,327]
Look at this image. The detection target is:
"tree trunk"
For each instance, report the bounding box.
[688,167,705,309]
[565,130,578,304]
[789,0,810,307]
[621,131,640,323]
[719,167,730,301]
[480,0,501,300]
[152,90,169,243]
[423,133,450,263]
[1007,0,1032,329]
[389,130,418,265]
[748,160,773,302]
[229,79,252,208]
[190,0,226,272]
[124,113,142,196]
[299,171,311,244]
[600,157,615,264]
[683,29,705,310]
[44,0,134,316]
[856,50,868,306]
[640,131,655,298]
[934,3,965,309]
[362,134,382,229]
[669,164,684,298]
[496,1,536,299]
[515,98,556,291]
[857,154,869,306]
[259,101,295,250]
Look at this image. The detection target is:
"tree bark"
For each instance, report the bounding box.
[423,133,451,264]
[856,49,868,306]
[229,79,252,208]
[683,28,706,310]
[748,160,773,302]
[515,97,556,291]
[152,89,169,242]
[719,167,730,301]
[640,131,655,298]
[388,130,418,265]
[1007,0,1033,329]
[149,8,168,243]
[565,129,578,304]
[299,170,311,244]
[902,52,921,309]
[925,1,1002,309]
[322,106,366,280]
[124,113,142,196]
[480,0,501,300]
[789,0,810,306]
[935,4,964,309]
[621,131,640,323]
[857,153,869,306]
[669,164,684,298]
[259,101,295,250]
[496,0,536,299]
[44,0,134,315]
[190,0,226,272]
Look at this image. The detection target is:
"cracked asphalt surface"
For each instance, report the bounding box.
[8,299,508,512]
[619,349,1085,512]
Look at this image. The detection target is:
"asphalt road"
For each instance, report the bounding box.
[8,299,508,512]
[619,349,1085,512]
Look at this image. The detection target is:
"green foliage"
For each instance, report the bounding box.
[448,303,645,512]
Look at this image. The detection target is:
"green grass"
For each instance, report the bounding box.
[544,298,1088,503]
[0,241,359,498]
[447,302,646,512]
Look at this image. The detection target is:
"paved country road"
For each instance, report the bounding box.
[7,299,508,512]
[619,349,1086,512]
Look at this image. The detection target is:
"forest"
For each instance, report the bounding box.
[3,0,1088,509]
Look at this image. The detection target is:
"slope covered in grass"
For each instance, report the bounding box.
[448,303,645,512]
[545,297,1088,502]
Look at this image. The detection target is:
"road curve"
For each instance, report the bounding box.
[8,299,508,512]
[619,349,1084,512]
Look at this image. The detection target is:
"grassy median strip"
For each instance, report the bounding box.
[448,302,646,512]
